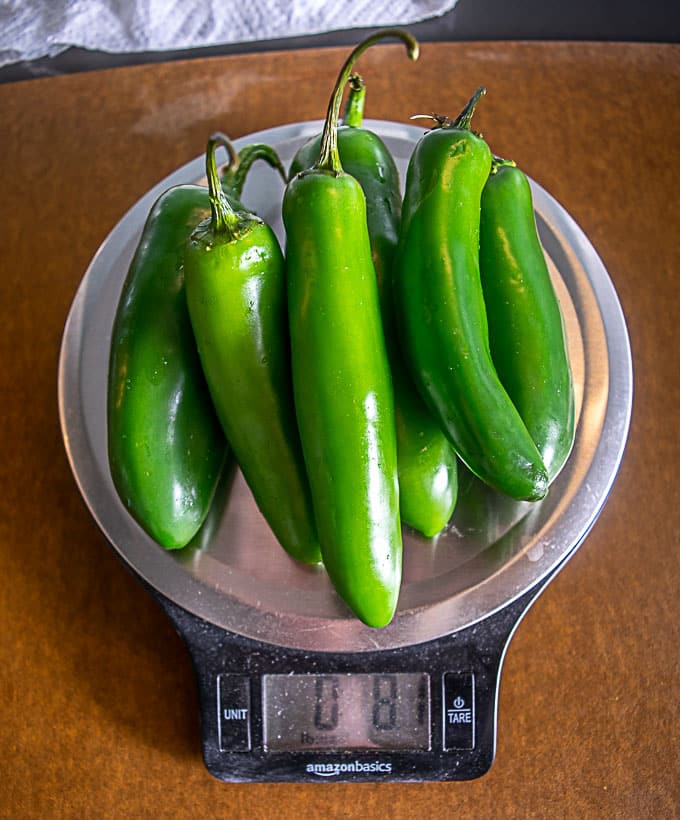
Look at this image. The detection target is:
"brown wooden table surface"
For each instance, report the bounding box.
[1,40,678,818]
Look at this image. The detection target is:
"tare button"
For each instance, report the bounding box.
[442,672,475,750]
[217,674,251,752]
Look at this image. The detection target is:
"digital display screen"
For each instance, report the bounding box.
[262,673,431,751]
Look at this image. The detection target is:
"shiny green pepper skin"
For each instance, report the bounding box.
[290,74,457,539]
[283,31,418,627]
[184,135,321,565]
[394,90,549,502]
[108,185,227,549]
[392,364,457,537]
[479,161,575,481]
[284,170,401,623]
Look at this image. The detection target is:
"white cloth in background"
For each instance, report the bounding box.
[0,0,459,67]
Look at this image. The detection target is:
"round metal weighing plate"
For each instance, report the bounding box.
[58,120,632,653]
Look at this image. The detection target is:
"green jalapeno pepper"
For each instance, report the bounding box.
[108,139,286,549]
[108,182,226,549]
[394,89,549,502]
[479,157,575,481]
[283,30,418,627]
[290,71,457,538]
[184,134,321,565]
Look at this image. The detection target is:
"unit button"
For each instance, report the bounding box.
[217,674,251,752]
[442,672,475,750]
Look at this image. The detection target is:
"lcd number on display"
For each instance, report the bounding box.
[262,673,431,752]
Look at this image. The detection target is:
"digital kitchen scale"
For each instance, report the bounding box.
[58,120,633,782]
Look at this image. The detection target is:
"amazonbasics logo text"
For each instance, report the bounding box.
[306,760,392,777]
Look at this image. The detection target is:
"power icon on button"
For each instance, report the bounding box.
[443,673,475,750]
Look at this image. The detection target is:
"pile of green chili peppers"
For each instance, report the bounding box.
[107,28,574,629]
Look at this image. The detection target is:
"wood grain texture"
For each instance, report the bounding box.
[1,41,678,818]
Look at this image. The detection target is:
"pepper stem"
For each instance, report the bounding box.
[490,154,517,174]
[316,29,419,174]
[221,143,288,200]
[411,86,487,133]
[451,86,486,130]
[342,74,366,128]
[205,132,242,236]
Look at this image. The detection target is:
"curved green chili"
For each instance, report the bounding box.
[394,89,549,502]
[283,30,419,626]
[108,189,227,550]
[184,133,321,565]
[479,157,575,481]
